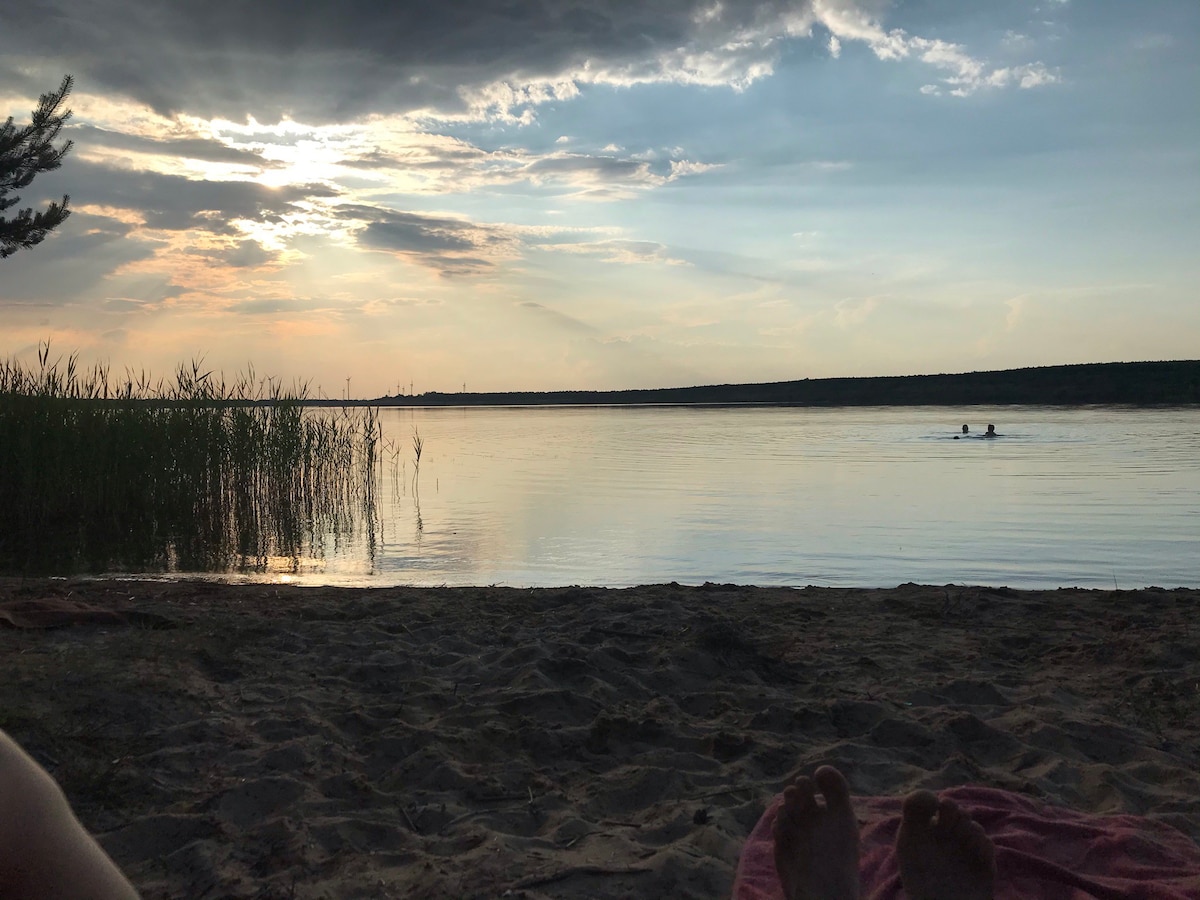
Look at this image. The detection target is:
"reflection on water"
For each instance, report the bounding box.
[269,404,1198,589]
[39,405,1196,589]
[0,394,379,577]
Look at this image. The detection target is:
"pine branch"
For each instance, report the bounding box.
[0,75,75,259]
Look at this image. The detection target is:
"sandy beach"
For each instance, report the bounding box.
[1,578,1198,898]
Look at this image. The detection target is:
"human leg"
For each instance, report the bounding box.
[0,729,139,900]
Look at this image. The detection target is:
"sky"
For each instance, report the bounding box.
[1,0,1197,397]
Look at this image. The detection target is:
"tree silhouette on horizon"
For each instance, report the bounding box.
[1,75,74,259]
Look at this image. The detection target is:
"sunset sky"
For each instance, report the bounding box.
[2,0,1197,397]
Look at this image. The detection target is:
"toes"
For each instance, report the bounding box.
[963,820,997,869]
[813,766,853,813]
[780,776,818,820]
[901,790,939,827]
[791,776,818,814]
[932,800,997,873]
[774,788,799,843]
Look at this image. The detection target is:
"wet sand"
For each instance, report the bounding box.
[1,579,1197,899]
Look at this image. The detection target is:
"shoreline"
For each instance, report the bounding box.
[2,579,1198,898]
[339,359,1200,406]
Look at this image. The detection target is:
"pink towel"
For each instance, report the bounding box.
[733,786,1200,899]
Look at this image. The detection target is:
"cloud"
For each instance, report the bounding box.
[0,0,1072,395]
[335,208,685,275]
[833,295,878,327]
[72,123,273,167]
[6,0,1059,129]
[9,0,801,121]
[0,211,152,305]
[668,159,723,178]
[539,238,686,266]
[506,151,720,199]
[51,159,335,233]
[209,240,279,269]
[76,104,717,202]
[1005,295,1027,330]
[524,154,661,187]
[907,38,1059,96]
[815,2,1059,96]
[337,205,520,274]
[7,85,714,285]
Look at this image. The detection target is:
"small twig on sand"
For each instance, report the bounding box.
[400,805,420,834]
[451,680,481,697]
[941,589,962,617]
[439,794,542,833]
[439,809,499,833]
[688,786,753,801]
[512,865,653,890]
[591,627,663,640]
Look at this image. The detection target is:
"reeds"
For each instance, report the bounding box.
[0,345,380,574]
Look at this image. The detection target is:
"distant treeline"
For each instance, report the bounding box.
[334,360,1200,408]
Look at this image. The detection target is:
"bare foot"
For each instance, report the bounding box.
[773,766,860,900]
[896,790,995,900]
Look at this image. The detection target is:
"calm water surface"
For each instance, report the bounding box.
[254,405,1199,589]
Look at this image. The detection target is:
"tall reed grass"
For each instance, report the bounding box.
[0,346,381,574]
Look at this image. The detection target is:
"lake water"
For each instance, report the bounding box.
[244,404,1200,589]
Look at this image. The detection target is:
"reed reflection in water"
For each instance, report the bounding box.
[0,348,381,575]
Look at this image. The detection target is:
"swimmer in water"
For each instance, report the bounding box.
[985,424,997,437]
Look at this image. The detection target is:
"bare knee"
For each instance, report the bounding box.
[0,730,140,900]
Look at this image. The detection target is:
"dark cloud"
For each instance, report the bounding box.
[0,211,154,304]
[7,0,812,122]
[0,62,42,97]
[338,205,514,273]
[208,241,278,268]
[360,219,479,254]
[341,146,492,171]
[51,160,336,231]
[72,124,276,167]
